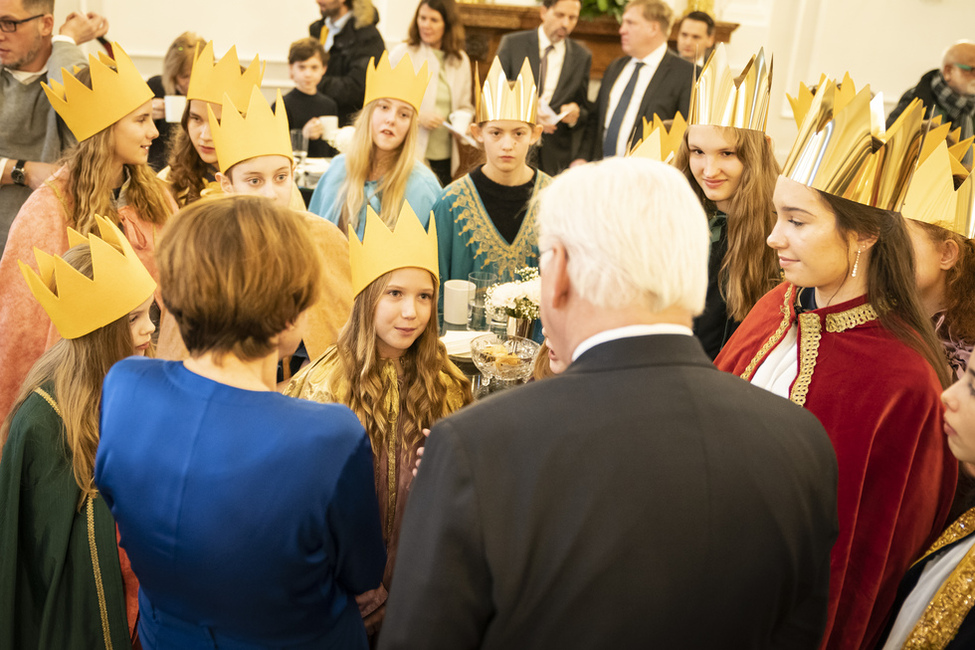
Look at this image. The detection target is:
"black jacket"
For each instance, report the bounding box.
[310,12,385,125]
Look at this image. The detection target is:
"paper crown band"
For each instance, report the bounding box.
[627,112,688,163]
[210,87,292,173]
[782,75,925,212]
[689,44,772,133]
[348,204,439,296]
[42,43,154,142]
[19,215,156,340]
[476,57,538,124]
[362,51,430,114]
[186,41,265,109]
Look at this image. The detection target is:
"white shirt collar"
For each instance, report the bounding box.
[537,27,565,55]
[635,41,667,69]
[571,323,694,361]
[7,66,45,85]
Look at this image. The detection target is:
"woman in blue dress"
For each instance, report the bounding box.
[94,195,386,650]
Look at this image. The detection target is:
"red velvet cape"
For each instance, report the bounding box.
[715,283,956,650]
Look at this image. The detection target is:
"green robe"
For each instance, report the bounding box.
[433,170,552,292]
[0,386,132,650]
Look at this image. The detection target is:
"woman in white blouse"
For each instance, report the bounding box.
[390,0,474,187]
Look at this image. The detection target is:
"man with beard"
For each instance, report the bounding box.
[889,41,975,139]
[0,0,107,252]
[309,0,385,125]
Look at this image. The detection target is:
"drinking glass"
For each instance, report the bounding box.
[467,272,496,331]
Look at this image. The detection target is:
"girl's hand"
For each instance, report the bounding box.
[419,112,444,131]
[413,428,432,476]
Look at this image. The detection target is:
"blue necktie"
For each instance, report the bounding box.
[603,61,644,158]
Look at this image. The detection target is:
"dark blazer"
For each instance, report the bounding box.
[497,31,592,174]
[310,15,386,126]
[590,51,694,159]
[379,334,839,650]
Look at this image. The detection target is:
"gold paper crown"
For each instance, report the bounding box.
[475,58,538,124]
[362,51,431,114]
[209,87,292,173]
[902,128,975,238]
[348,203,439,296]
[689,44,772,132]
[627,113,688,163]
[18,216,156,340]
[186,41,265,108]
[787,72,860,130]
[782,77,925,212]
[42,43,154,142]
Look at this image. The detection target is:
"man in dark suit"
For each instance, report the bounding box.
[309,0,385,125]
[496,0,591,175]
[379,158,839,649]
[587,0,694,160]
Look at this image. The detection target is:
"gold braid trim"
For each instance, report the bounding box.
[740,284,795,381]
[382,362,399,544]
[87,495,115,650]
[903,537,975,648]
[447,173,548,281]
[789,313,822,407]
[825,303,879,332]
[917,509,975,565]
[33,388,62,418]
[44,178,71,217]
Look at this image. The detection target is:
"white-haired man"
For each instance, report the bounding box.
[379,158,839,649]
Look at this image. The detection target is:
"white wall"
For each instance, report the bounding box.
[60,0,975,161]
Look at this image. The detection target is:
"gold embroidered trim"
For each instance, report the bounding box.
[87,495,115,650]
[918,509,975,564]
[44,178,71,217]
[446,173,549,281]
[902,538,975,648]
[382,362,399,544]
[33,388,62,418]
[740,284,795,381]
[824,303,879,333]
[790,313,822,407]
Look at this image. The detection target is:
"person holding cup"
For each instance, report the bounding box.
[389,0,475,187]
[278,37,339,159]
[146,32,206,171]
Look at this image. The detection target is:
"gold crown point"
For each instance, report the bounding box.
[187,41,265,108]
[19,216,156,339]
[42,42,154,142]
[210,87,292,173]
[363,51,431,114]
[349,203,439,296]
[690,43,771,132]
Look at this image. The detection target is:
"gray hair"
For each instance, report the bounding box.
[537,158,709,315]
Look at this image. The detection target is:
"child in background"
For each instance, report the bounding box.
[280,38,339,159]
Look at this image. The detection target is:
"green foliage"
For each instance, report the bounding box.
[580,0,626,20]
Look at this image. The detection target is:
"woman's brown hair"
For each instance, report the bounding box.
[674,126,781,321]
[162,32,206,96]
[158,195,321,362]
[820,192,953,388]
[164,102,213,207]
[406,0,466,61]
[914,221,975,343]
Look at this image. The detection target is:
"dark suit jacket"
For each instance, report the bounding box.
[496,31,592,174]
[310,15,386,126]
[379,334,838,650]
[590,52,694,159]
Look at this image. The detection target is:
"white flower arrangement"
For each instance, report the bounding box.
[485,267,541,321]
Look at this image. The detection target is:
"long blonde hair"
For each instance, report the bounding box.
[0,245,138,507]
[330,270,471,454]
[674,126,781,320]
[338,100,420,233]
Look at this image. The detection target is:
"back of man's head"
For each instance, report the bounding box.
[537,158,709,316]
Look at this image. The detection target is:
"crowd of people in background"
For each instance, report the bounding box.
[1,0,975,647]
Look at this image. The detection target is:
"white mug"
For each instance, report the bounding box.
[319,115,339,141]
[449,110,473,136]
[444,280,475,325]
[164,95,187,123]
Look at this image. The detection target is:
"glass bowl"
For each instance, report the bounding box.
[470,333,540,383]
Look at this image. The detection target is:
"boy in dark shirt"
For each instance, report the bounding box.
[279,38,339,158]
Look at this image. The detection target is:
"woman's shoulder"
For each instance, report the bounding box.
[6,385,65,458]
[104,357,170,391]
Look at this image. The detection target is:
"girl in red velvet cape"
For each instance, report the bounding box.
[715,175,957,650]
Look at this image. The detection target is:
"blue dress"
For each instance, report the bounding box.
[307,153,441,239]
[94,358,386,650]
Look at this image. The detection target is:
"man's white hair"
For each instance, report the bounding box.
[537,157,709,315]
